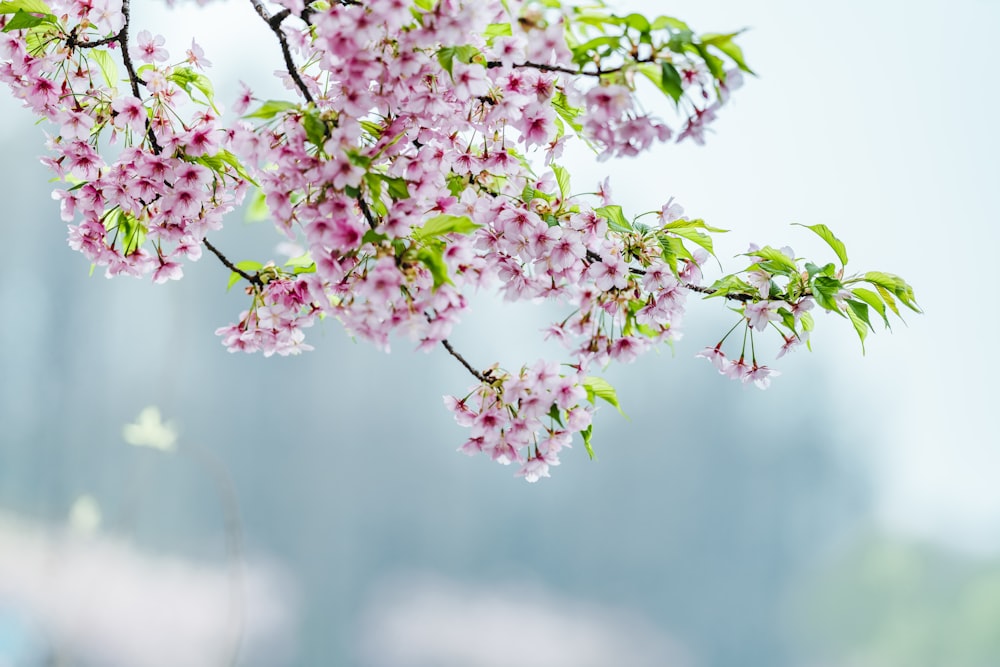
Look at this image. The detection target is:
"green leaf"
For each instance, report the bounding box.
[650,15,690,32]
[874,284,900,318]
[245,188,269,222]
[688,43,726,80]
[747,246,798,274]
[226,260,262,291]
[582,376,627,417]
[436,46,457,76]
[635,61,683,104]
[546,403,565,428]
[551,91,583,134]
[89,49,118,90]
[0,0,51,14]
[864,271,920,312]
[284,252,313,269]
[551,163,570,199]
[659,62,684,102]
[777,307,796,331]
[581,424,596,460]
[416,246,452,290]
[243,99,297,120]
[378,174,410,200]
[436,45,480,76]
[845,299,871,353]
[812,275,844,314]
[413,214,479,240]
[1,8,49,30]
[656,234,692,274]
[794,222,848,266]
[851,287,890,328]
[103,210,146,256]
[169,67,215,108]
[361,229,388,246]
[805,261,836,278]
[302,110,327,149]
[595,205,632,233]
[484,22,512,42]
[196,149,258,186]
[571,34,624,64]
[700,31,754,74]
[706,274,752,298]
[663,218,728,233]
[667,227,714,256]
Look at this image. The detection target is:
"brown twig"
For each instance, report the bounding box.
[248,0,315,104]
[485,56,656,78]
[441,339,486,383]
[64,0,162,153]
[204,238,263,288]
[356,196,379,231]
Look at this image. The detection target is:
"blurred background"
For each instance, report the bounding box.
[1,0,998,665]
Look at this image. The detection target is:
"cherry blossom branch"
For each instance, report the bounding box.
[486,56,656,78]
[248,0,315,104]
[116,0,144,100]
[203,238,264,288]
[441,338,487,383]
[65,27,118,49]
[63,0,162,153]
[583,248,752,301]
[356,196,379,231]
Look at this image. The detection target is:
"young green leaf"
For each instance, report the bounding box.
[595,205,632,233]
[700,31,754,74]
[243,99,297,120]
[0,0,51,12]
[245,188,269,222]
[811,275,844,314]
[413,214,480,240]
[850,287,890,328]
[416,246,452,290]
[1,8,51,30]
[747,246,798,274]
[551,163,570,199]
[794,222,848,266]
[226,260,263,291]
[484,22,513,41]
[845,299,871,353]
[88,49,119,90]
[582,376,627,417]
[581,424,596,460]
[302,111,328,149]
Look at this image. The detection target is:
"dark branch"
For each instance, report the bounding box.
[248,0,315,104]
[65,26,118,50]
[357,196,378,231]
[584,248,755,301]
[441,339,486,383]
[204,238,264,288]
[64,0,162,153]
[486,56,656,78]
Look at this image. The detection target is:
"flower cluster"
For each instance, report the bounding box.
[446,362,593,482]
[0,0,918,480]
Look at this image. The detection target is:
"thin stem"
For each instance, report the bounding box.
[204,238,263,288]
[717,317,744,346]
[248,0,315,104]
[441,338,486,383]
[65,0,162,153]
[485,56,657,78]
[356,196,378,231]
